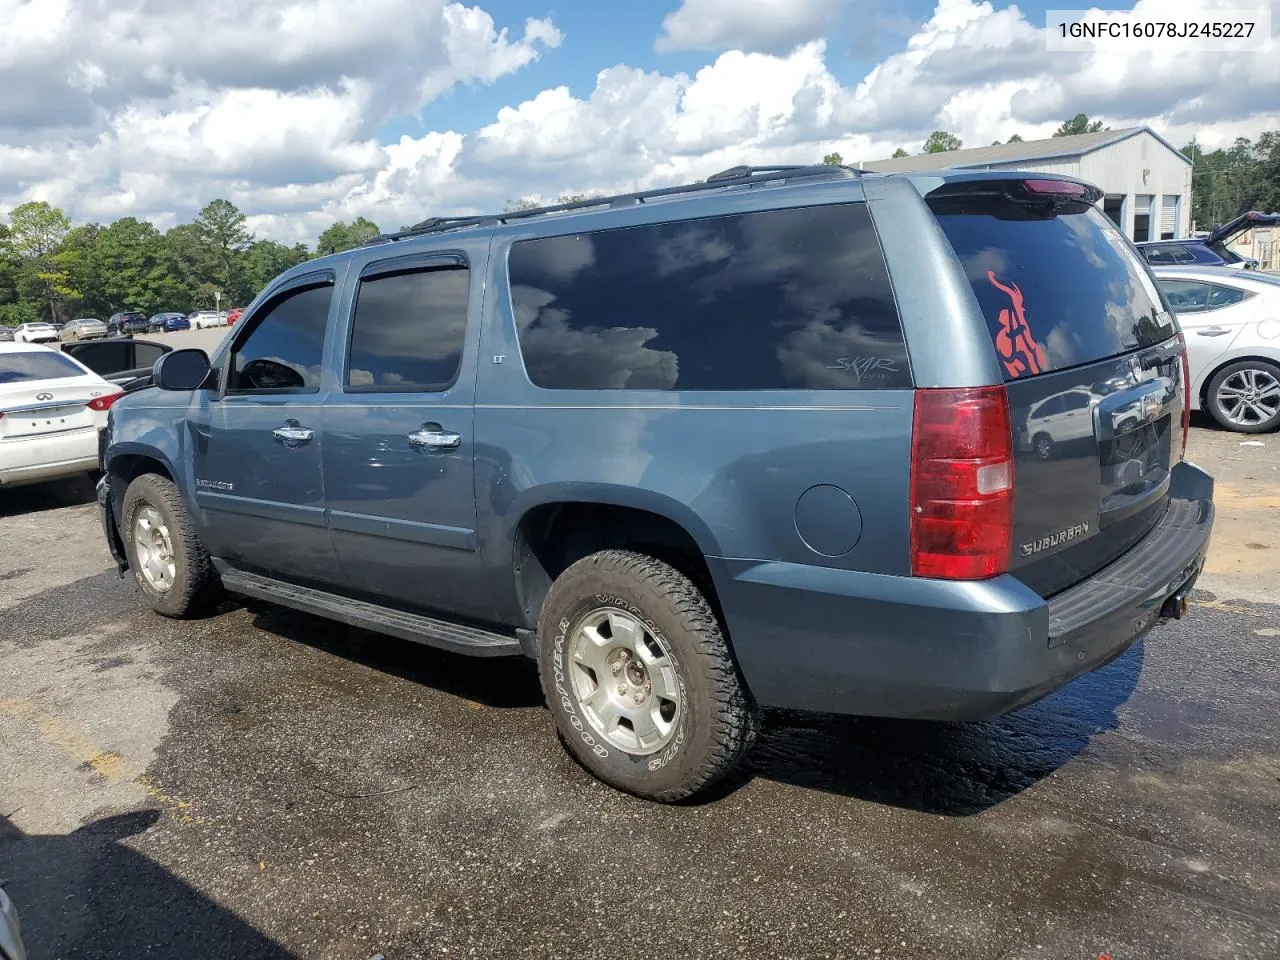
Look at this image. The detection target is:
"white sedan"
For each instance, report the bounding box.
[0,342,123,488]
[13,322,59,344]
[1154,265,1280,433]
[189,310,227,329]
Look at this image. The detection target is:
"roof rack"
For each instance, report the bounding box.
[365,164,860,245]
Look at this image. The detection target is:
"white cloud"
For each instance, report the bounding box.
[656,0,849,55]
[2,0,1279,248]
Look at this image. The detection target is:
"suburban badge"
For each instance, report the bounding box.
[1020,521,1091,558]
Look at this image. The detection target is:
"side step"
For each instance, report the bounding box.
[216,564,523,658]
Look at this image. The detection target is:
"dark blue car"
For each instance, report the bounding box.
[1137,210,1279,269]
[150,312,189,332]
[97,165,1215,802]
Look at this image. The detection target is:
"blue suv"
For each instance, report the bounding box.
[97,166,1215,801]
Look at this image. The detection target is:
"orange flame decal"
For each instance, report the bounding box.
[988,271,1047,378]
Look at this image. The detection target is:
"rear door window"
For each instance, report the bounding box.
[1207,284,1251,309]
[929,190,1175,380]
[509,203,910,391]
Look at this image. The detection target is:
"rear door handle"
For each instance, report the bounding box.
[1196,327,1232,336]
[407,423,462,449]
[272,419,314,446]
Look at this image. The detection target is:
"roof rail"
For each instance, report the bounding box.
[365,164,860,245]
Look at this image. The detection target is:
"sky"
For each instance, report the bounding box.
[1,0,1278,245]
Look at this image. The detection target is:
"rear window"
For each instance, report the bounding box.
[0,351,86,384]
[930,192,1176,380]
[509,203,910,391]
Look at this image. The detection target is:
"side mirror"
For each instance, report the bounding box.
[154,349,212,391]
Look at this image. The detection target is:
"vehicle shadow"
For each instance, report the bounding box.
[0,475,97,518]
[740,640,1146,815]
[243,600,544,710]
[0,810,294,959]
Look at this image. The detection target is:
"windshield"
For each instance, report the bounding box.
[929,193,1176,380]
[0,351,87,384]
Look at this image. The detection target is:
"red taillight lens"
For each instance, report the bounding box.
[910,386,1014,580]
[1177,333,1191,460]
[87,391,123,412]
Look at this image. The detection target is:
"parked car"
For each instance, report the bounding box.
[59,317,109,342]
[1137,211,1280,270]
[152,312,190,332]
[0,327,14,342]
[0,341,122,487]
[98,167,1214,801]
[108,310,151,336]
[63,338,172,390]
[189,310,226,329]
[12,322,58,344]
[1153,264,1280,433]
[226,307,245,324]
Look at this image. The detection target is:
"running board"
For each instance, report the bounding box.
[215,564,522,658]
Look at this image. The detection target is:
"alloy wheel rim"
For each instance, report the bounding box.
[133,505,176,592]
[566,607,682,756]
[1217,368,1280,427]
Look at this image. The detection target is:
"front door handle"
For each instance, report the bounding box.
[407,423,462,450]
[1196,327,1233,337]
[272,419,314,446]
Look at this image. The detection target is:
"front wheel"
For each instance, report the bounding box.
[1206,360,1280,433]
[537,550,757,802]
[121,473,221,617]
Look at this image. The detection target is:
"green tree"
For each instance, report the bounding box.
[921,131,963,154]
[1007,133,1024,143]
[504,198,540,212]
[243,240,310,297]
[193,199,252,303]
[1053,113,1107,137]
[315,217,381,256]
[822,151,844,166]
[891,147,909,158]
[7,201,77,321]
[91,218,181,315]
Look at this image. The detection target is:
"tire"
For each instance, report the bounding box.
[1033,433,1053,461]
[537,549,757,802]
[1205,359,1280,434]
[121,473,221,617]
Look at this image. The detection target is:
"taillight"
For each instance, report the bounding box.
[910,386,1014,580]
[1177,333,1191,460]
[87,391,123,412]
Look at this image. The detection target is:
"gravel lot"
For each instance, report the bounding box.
[1,419,1277,960]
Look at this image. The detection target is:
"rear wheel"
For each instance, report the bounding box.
[1206,360,1280,433]
[537,549,757,802]
[121,473,221,617]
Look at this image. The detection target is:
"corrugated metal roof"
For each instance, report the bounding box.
[860,126,1188,173]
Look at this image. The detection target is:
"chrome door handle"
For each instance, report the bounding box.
[1196,327,1232,336]
[272,420,314,445]
[407,423,461,449]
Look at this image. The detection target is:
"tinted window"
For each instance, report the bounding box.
[1208,284,1250,309]
[1158,279,1210,313]
[229,283,332,392]
[133,343,167,366]
[65,340,132,374]
[0,350,86,383]
[1142,245,1174,265]
[930,195,1175,380]
[509,204,909,391]
[1170,245,1197,264]
[1062,391,1091,411]
[346,266,469,391]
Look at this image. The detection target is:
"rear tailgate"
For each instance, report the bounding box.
[928,178,1184,598]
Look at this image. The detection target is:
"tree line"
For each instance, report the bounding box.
[0,199,382,326]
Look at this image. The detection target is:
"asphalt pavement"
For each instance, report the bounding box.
[0,425,1277,960]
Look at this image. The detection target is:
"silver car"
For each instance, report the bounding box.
[59,318,108,342]
[0,886,28,960]
[1153,264,1280,433]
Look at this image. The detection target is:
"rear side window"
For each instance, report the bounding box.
[1207,284,1250,309]
[0,351,86,384]
[346,266,469,391]
[66,340,133,374]
[509,203,910,391]
[1159,279,1210,313]
[930,192,1175,380]
[229,283,332,393]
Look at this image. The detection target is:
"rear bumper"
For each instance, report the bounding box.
[712,461,1215,721]
[0,428,99,486]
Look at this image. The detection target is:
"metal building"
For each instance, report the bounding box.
[860,126,1193,241]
